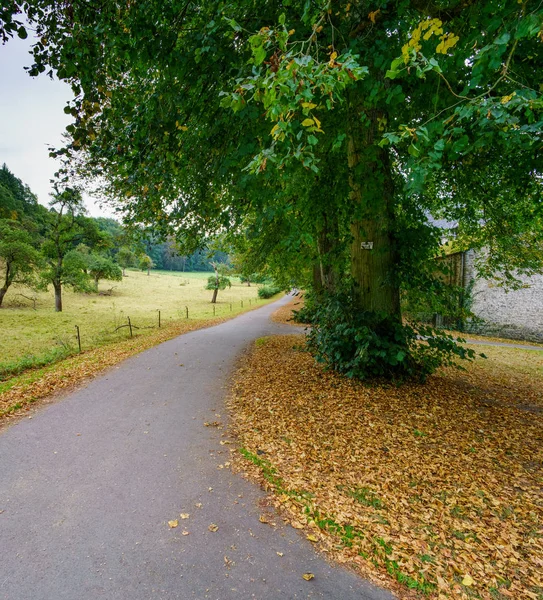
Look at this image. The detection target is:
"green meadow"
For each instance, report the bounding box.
[0,269,270,378]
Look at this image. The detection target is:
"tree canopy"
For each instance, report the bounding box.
[3,0,542,377]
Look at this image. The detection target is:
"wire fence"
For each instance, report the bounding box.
[0,296,273,382]
[71,296,267,349]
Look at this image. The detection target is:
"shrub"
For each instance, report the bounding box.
[306,287,478,382]
[258,285,282,299]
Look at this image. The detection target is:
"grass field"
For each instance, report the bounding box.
[0,269,267,378]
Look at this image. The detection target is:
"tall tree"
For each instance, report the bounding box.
[0,219,42,307]
[206,262,232,304]
[40,187,98,311]
[3,0,541,376]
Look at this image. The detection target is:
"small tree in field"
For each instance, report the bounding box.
[138,254,154,275]
[117,246,136,276]
[0,220,42,307]
[40,188,95,312]
[86,253,122,291]
[206,262,231,303]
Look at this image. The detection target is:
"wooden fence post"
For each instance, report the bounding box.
[128,317,133,337]
[75,325,81,353]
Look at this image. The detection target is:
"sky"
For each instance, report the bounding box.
[0,33,113,218]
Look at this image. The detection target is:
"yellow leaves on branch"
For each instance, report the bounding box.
[501,92,516,104]
[402,18,459,62]
[436,32,460,54]
[368,9,380,24]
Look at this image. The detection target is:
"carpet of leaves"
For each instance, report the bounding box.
[229,331,543,599]
[270,296,306,326]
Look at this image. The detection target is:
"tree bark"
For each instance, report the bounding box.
[0,263,11,307]
[210,263,220,303]
[53,280,63,312]
[347,106,400,320]
[0,285,7,308]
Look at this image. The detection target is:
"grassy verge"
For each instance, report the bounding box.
[0,269,263,369]
[228,301,543,600]
[0,272,279,423]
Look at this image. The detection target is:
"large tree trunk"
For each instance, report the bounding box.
[312,209,341,297]
[0,263,11,307]
[53,280,63,312]
[347,107,400,320]
[0,285,7,308]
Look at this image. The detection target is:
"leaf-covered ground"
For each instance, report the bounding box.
[229,305,543,599]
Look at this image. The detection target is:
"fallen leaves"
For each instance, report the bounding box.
[270,296,305,327]
[168,520,178,529]
[228,333,543,599]
[302,573,315,581]
[208,523,219,532]
[180,513,190,519]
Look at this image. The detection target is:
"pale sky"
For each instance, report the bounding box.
[0,33,114,218]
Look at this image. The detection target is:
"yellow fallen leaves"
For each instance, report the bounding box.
[302,573,315,581]
[168,520,178,529]
[180,513,190,519]
[208,524,219,532]
[270,296,305,326]
[229,333,543,599]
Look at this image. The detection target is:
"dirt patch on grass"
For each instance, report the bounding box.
[229,334,543,599]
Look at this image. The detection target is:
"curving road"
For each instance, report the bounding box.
[0,295,394,600]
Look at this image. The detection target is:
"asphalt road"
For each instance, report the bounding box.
[0,295,394,600]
